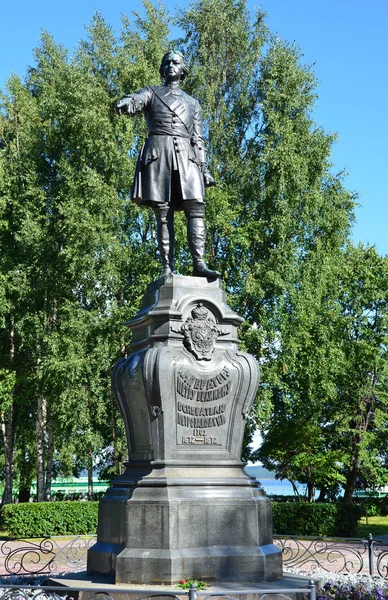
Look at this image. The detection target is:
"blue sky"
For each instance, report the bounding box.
[1,0,387,256]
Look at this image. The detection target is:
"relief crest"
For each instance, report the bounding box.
[179,303,228,360]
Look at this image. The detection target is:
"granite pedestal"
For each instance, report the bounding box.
[87,275,282,584]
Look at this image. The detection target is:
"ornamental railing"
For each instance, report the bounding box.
[0,534,386,579]
[0,535,97,577]
[0,582,317,600]
[273,534,388,578]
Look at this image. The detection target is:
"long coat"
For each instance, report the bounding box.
[122,85,206,207]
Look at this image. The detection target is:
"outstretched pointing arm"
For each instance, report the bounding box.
[116,87,153,116]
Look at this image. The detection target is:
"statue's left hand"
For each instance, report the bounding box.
[203,172,217,187]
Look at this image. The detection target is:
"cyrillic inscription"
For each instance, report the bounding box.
[176,366,232,446]
[177,412,226,428]
[177,367,231,402]
[177,401,226,416]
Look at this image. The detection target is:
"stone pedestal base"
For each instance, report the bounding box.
[87,464,282,584]
[87,275,282,583]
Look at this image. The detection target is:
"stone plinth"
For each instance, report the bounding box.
[51,573,313,600]
[51,572,313,600]
[87,275,282,584]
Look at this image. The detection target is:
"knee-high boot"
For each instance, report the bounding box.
[154,207,174,277]
[186,214,221,279]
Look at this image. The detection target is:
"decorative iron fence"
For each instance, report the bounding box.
[273,534,388,578]
[0,582,317,600]
[0,534,386,580]
[0,536,97,577]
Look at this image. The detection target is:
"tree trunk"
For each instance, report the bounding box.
[44,417,54,500]
[110,393,121,476]
[344,449,361,502]
[317,487,326,502]
[1,318,16,504]
[1,405,14,504]
[307,480,315,503]
[88,442,93,500]
[18,487,31,503]
[36,395,46,502]
[290,480,301,499]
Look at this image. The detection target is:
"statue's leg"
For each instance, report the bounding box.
[153,204,174,277]
[183,201,221,279]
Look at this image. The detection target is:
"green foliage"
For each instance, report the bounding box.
[268,495,308,503]
[176,0,359,473]
[177,579,208,590]
[0,2,170,500]
[272,502,361,537]
[353,497,388,518]
[0,370,15,414]
[0,0,384,505]
[258,244,388,500]
[0,501,98,537]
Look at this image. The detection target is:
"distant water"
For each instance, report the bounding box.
[244,465,308,497]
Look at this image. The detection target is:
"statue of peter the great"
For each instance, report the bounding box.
[116,50,220,279]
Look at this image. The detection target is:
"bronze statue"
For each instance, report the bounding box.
[116,50,220,279]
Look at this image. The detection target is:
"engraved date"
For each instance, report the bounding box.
[182,436,217,445]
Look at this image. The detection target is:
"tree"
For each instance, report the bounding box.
[0,4,170,500]
[257,244,388,501]
[4,0,383,504]
[176,0,356,474]
[335,245,388,501]
[257,247,349,500]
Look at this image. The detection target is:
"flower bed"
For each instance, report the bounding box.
[285,567,388,599]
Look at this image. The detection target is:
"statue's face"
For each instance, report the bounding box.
[162,53,184,83]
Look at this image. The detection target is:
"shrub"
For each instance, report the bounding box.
[267,494,308,503]
[0,501,98,538]
[352,496,388,517]
[50,491,105,502]
[272,502,361,537]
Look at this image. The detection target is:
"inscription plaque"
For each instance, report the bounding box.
[176,365,232,446]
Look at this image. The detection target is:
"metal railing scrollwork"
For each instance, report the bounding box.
[0,534,386,580]
[0,583,317,600]
[0,535,97,576]
[370,537,388,578]
[273,534,388,578]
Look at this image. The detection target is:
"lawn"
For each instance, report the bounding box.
[356,515,388,538]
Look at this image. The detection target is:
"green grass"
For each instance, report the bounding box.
[356,515,388,538]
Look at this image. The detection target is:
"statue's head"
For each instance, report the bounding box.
[159,50,188,82]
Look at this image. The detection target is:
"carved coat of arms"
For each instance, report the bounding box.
[179,303,227,360]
